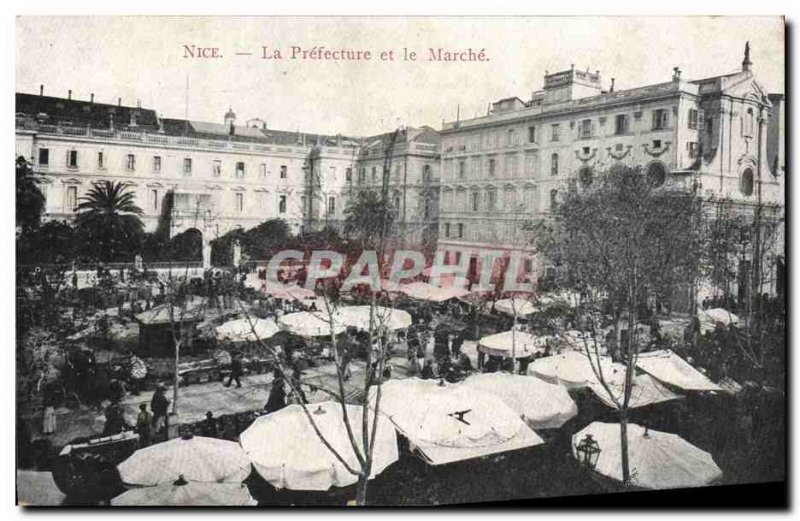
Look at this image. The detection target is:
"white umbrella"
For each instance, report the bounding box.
[697,308,740,334]
[528,351,626,389]
[588,374,683,410]
[371,378,543,465]
[635,349,723,392]
[494,298,538,316]
[572,422,723,489]
[263,283,316,301]
[460,372,578,429]
[278,311,347,337]
[335,306,413,332]
[117,435,252,486]
[477,330,547,359]
[215,317,280,343]
[240,402,399,491]
[111,478,256,506]
[398,281,470,302]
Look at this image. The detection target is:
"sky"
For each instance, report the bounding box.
[16,16,785,137]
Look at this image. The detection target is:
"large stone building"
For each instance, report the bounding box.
[14,89,440,256]
[437,45,784,295]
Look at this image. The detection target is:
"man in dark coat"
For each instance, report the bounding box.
[151,384,170,439]
[265,371,287,414]
[225,352,244,388]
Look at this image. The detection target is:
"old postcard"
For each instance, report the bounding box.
[14,15,786,507]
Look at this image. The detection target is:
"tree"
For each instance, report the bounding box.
[343,190,396,250]
[244,219,292,259]
[75,181,144,262]
[18,220,77,265]
[534,165,704,485]
[16,156,45,234]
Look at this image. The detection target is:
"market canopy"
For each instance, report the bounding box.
[111,479,256,506]
[117,434,252,486]
[398,281,471,302]
[572,422,723,489]
[460,372,578,430]
[477,330,548,359]
[215,317,280,343]
[697,308,741,334]
[334,305,413,332]
[635,349,723,392]
[494,298,538,317]
[371,378,543,466]
[278,311,347,337]
[240,401,399,491]
[528,351,626,390]
[588,373,683,410]
[262,283,316,301]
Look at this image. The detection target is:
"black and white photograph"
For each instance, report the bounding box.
[12,13,787,508]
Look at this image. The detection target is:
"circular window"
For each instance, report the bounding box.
[741,168,754,196]
[646,162,667,187]
[578,166,593,186]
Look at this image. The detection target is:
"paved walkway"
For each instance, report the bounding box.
[29,349,429,451]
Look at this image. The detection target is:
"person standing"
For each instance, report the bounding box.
[151,384,170,441]
[136,403,153,447]
[225,352,243,388]
[200,411,219,438]
[264,370,287,414]
[42,402,56,435]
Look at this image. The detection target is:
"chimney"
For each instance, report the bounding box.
[672,67,682,82]
[262,122,266,131]
[610,78,615,92]
[39,85,43,96]
[68,89,72,100]
[90,93,94,104]
[118,97,122,107]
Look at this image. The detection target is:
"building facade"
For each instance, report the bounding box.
[437,46,784,295]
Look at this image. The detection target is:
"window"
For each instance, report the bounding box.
[67,150,78,168]
[688,109,699,130]
[371,166,376,182]
[741,168,754,196]
[578,166,593,186]
[688,142,699,158]
[153,156,162,173]
[236,162,245,178]
[236,192,244,213]
[300,195,306,213]
[652,109,669,130]
[213,160,222,177]
[38,148,49,166]
[150,189,158,211]
[528,126,536,143]
[579,119,593,138]
[457,223,464,238]
[278,195,287,214]
[66,186,77,211]
[97,151,104,169]
[653,140,662,149]
[471,192,480,212]
[423,164,431,183]
[615,114,629,135]
[551,153,559,176]
[550,189,558,211]
[358,168,365,183]
[126,154,135,171]
[646,162,667,188]
[328,196,335,214]
[488,158,496,177]
[345,167,352,181]
[280,165,287,179]
[744,108,755,137]
[507,129,515,146]
[183,158,192,175]
[551,124,560,142]
[260,163,267,178]
[487,191,496,212]
[445,223,451,238]
[458,160,465,178]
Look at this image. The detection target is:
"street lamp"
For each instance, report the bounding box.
[575,433,602,469]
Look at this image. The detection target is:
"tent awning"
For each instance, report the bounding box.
[635,349,723,392]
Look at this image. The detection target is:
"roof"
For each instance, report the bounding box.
[16,93,159,131]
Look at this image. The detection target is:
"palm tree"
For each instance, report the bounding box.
[76,181,144,262]
[16,156,45,234]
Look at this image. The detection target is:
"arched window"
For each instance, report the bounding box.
[551,153,559,176]
[578,166,593,186]
[646,162,667,188]
[741,168,754,196]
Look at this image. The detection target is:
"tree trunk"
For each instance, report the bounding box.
[619,413,631,486]
[355,474,369,506]
[172,337,181,415]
